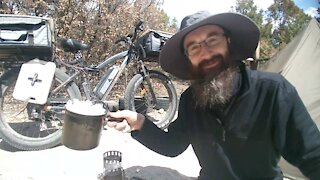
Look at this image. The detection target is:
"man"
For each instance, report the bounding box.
[106,11,320,179]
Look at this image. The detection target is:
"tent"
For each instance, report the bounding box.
[261,18,320,179]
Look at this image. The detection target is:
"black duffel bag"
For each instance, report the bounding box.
[138,30,173,61]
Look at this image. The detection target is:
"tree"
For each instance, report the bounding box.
[234,0,263,26]
[232,0,276,59]
[267,0,311,49]
[234,0,312,60]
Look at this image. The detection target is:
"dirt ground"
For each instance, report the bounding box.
[0,130,201,180]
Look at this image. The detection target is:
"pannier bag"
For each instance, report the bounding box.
[138,30,173,61]
[0,14,54,67]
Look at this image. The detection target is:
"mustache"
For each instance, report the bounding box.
[198,54,224,69]
[194,54,225,79]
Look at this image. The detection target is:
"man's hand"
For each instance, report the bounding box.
[105,110,145,132]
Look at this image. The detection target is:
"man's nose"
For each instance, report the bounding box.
[198,43,214,59]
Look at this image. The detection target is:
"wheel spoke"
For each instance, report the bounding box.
[124,71,178,129]
[0,69,81,150]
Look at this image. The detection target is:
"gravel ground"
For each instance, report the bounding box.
[0,129,200,180]
[0,128,306,180]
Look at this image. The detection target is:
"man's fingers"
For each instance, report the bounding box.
[106,116,124,122]
[105,110,141,132]
[106,121,117,128]
[114,120,130,132]
[108,111,126,118]
[106,112,125,122]
[108,110,134,118]
[107,110,137,123]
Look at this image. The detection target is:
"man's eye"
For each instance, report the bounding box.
[188,44,200,54]
[206,37,219,46]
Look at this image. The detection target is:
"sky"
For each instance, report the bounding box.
[294,0,319,17]
[162,0,319,24]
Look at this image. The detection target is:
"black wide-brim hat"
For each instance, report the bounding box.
[159,11,260,80]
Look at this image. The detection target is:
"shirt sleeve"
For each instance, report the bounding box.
[273,83,320,180]
[131,91,191,157]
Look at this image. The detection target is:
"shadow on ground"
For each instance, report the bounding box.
[0,121,60,152]
[0,138,21,152]
[124,166,197,180]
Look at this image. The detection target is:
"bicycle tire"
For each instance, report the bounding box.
[124,70,178,129]
[0,68,81,151]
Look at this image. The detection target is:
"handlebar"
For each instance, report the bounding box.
[115,20,144,45]
[135,20,144,32]
[114,34,132,44]
[68,59,79,65]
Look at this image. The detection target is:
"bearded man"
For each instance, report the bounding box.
[106,11,320,179]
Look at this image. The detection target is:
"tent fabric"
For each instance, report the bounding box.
[261,18,320,128]
[260,18,320,179]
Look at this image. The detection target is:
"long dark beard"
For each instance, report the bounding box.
[191,66,239,110]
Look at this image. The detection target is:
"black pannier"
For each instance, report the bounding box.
[138,30,173,61]
[0,14,54,68]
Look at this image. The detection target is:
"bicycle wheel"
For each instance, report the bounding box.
[124,70,178,129]
[0,68,81,151]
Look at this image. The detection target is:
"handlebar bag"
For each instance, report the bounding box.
[138,30,172,61]
[0,14,55,65]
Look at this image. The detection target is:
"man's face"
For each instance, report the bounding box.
[184,25,239,109]
[183,25,231,79]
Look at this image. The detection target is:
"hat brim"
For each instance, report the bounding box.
[159,12,260,80]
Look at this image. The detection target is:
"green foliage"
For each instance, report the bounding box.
[267,0,311,48]
[234,0,263,26]
[233,0,311,60]
[233,0,276,59]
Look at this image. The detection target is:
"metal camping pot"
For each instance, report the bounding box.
[62,100,106,150]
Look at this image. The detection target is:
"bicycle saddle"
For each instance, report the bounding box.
[60,38,89,53]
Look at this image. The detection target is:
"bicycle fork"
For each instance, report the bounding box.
[139,62,157,107]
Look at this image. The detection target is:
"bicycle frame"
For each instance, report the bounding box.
[50,50,130,100]
[96,49,157,106]
[50,21,158,108]
[94,50,131,101]
[50,44,159,107]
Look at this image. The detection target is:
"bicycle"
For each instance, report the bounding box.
[0,21,178,151]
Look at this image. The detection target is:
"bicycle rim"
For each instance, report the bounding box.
[125,71,178,129]
[0,69,81,150]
